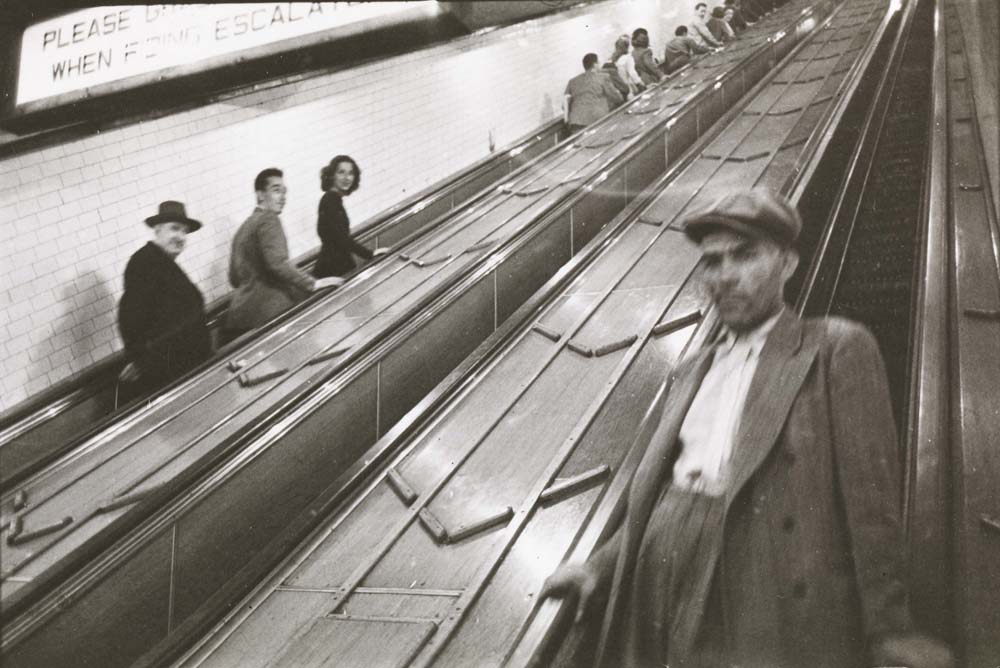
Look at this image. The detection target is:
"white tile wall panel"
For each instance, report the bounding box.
[0,0,684,410]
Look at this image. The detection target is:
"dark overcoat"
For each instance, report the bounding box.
[118,241,211,387]
[589,310,912,667]
[313,191,373,278]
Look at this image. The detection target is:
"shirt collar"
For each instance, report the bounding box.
[716,307,785,355]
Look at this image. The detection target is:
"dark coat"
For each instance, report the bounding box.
[632,46,662,86]
[118,242,211,387]
[601,62,631,101]
[226,207,314,331]
[590,310,912,667]
[314,191,373,278]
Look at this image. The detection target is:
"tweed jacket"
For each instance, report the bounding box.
[565,70,624,127]
[118,242,211,385]
[226,207,314,330]
[589,310,912,667]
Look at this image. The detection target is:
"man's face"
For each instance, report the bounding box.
[696,5,707,19]
[698,229,797,332]
[152,221,188,258]
[724,8,735,21]
[257,176,287,213]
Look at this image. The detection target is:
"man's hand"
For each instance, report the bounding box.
[118,362,141,382]
[373,247,391,257]
[538,562,599,624]
[871,633,955,668]
[314,276,345,290]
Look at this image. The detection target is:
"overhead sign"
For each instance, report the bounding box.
[15,2,436,108]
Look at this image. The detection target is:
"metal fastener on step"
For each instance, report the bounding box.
[410,254,451,268]
[4,514,23,540]
[566,341,594,358]
[463,240,496,254]
[981,515,1000,534]
[7,517,73,546]
[593,334,638,357]
[532,323,562,342]
[958,183,983,191]
[227,359,247,373]
[448,507,514,543]
[387,468,418,506]
[652,310,703,337]
[98,481,172,514]
[13,490,27,511]
[964,308,1000,320]
[418,508,448,544]
[237,368,288,387]
[308,347,350,365]
[540,465,611,504]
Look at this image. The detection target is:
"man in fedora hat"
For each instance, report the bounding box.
[540,189,953,667]
[117,201,212,399]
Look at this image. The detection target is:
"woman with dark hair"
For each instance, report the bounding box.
[314,155,389,279]
[707,6,736,42]
[631,28,664,86]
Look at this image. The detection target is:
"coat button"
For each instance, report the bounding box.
[792,581,807,598]
[782,516,795,532]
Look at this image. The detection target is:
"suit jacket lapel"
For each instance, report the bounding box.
[725,310,818,509]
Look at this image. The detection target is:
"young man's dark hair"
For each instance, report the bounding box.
[675,25,689,36]
[695,1,708,9]
[582,52,599,70]
[254,167,283,193]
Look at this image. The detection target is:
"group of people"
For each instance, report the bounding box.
[563,0,763,133]
[117,156,386,397]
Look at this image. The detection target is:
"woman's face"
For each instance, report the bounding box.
[333,161,356,194]
[724,8,734,21]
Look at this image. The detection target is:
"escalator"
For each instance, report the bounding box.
[0,5,833,666]
[109,0,902,664]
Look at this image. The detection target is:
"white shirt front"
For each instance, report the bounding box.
[615,52,643,89]
[671,309,783,495]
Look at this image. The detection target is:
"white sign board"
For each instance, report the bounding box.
[16,3,435,107]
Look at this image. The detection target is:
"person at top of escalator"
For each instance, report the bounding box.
[117,201,212,397]
[663,25,713,75]
[223,168,344,343]
[690,2,724,48]
[564,53,625,135]
[539,189,955,668]
[313,155,389,279]
[707,6,737,43]
[630,28,664,87]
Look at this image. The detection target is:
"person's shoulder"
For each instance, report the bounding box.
[128,242,159,266]
[802,315,879,353]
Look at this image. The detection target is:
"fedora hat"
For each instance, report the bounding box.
[682,189,801,248]
[145,201,202,232]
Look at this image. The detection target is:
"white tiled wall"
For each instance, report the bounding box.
[0,0,683,411]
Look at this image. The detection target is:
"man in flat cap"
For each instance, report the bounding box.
[118,201,212,400]
[541,189,953,667]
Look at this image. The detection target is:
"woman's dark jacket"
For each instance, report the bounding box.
[314,191,373,278]
[118,242,211,387]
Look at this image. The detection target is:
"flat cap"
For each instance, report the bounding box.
[682,189,801,248]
